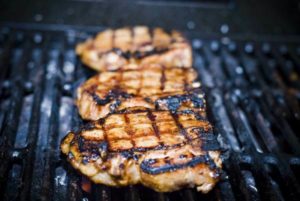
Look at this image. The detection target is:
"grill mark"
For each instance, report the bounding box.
[107,108,203,115]
[124,113,135,147]
[80,121,96,131]
[85,67,196,86]
[80,135,197,153]
[146,109,161,143]
[86,68,199,107]
[133,48,169,60]
[108,27,170,60]
[90,88,205,110]
[90,92,110,105]
[94,29,189,60]
[72,141,220,177]
[136,68,143,95]
[170,112,190,141]
[71,124,221,159]
[109,141,181,152]
[90,88,132,106]
[140,154,216,175]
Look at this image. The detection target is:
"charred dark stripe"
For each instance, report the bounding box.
[106,137,196,153]
[91,88,133,106]
[101,108,205,120]
[108,88,133,99]
[170,113,190,141]
[146,110,161,141]
[140,154,215,175]
[91,93,110,105]
[78,137,86,152]
[124,114,136,147]
[109,99,122,113]
[111,48,131,60]
[155,92,206,113]
[80,122,96,131]
[149,28,154,47]
[159,96,181,112]
[144,97,153,104]
[192,128,220,151]
[132,48,169,59]
[104,47,170,60]
[112,144,164,153]
[183,70,188,92]
[115,108,150,114]
[120,151,134,158]
[73,135,220,164]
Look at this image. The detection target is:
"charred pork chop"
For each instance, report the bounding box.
[76,26,192,71]
[77,64,206,120]
[61,110,222,192]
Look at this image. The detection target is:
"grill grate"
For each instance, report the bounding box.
[0,24,300,201]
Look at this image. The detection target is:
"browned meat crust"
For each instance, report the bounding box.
[76,64,206,120]
[61,110,222,192]
[62,26,223,193]
[76,26,192,72]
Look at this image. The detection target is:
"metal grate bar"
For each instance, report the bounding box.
[1,25,300,201]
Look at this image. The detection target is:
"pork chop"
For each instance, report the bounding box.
[76,26,192,72]
[61,110,222,192]
[76,64,206,120]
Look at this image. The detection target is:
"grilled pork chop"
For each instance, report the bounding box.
[77,64,206,120]
[61,110,222,192]
[76,26,192,72]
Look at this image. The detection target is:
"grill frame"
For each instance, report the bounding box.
[0,23,300,201]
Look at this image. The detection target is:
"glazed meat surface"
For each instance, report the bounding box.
[76,26,192,71]
[61,110,222,192]
[77,64,206,120]
[63,25,223,193]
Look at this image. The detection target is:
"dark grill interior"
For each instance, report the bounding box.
[0,24,300,201]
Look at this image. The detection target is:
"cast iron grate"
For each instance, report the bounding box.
[0,24,300,201]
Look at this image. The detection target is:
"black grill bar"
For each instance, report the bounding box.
[0,36,31,200]
[196,38,300,201]
[1,24,300,201]
[19,35,48,201]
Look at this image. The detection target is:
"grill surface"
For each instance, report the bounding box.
[0,24,300,201]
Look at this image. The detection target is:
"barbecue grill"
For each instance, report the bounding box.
[1,0,300,200]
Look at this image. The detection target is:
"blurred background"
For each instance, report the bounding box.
[1,0,300,36]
